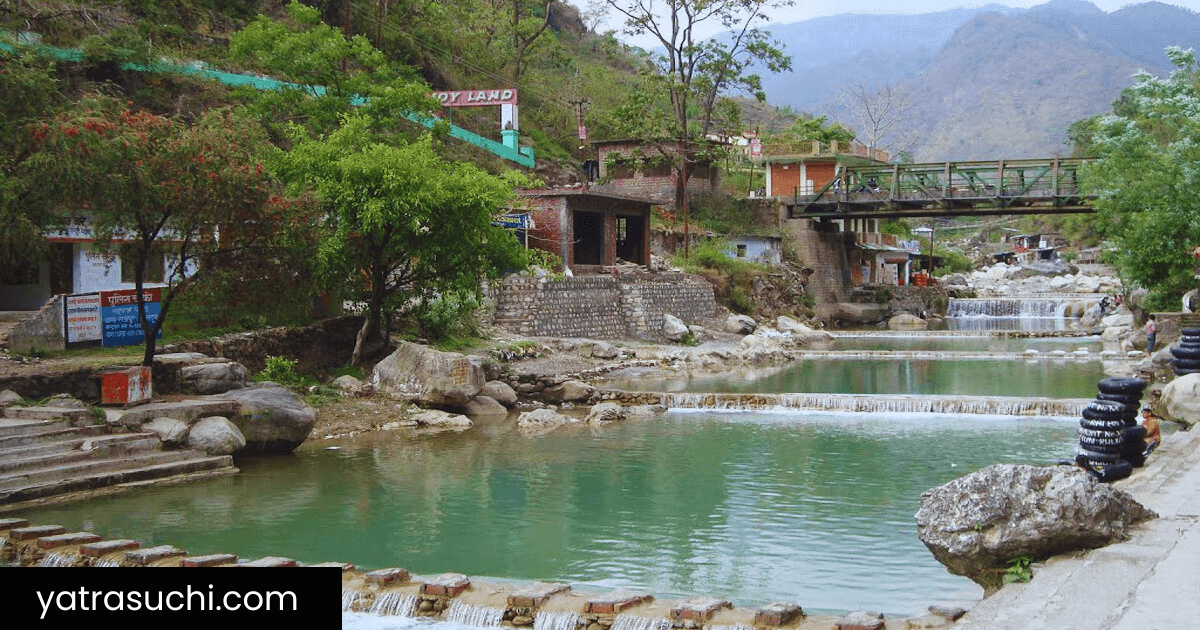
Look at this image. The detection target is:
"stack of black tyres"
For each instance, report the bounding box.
[1171,328,1200,375]
[1077,377,1148,482]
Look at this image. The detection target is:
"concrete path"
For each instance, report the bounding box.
[953,425,1200,630]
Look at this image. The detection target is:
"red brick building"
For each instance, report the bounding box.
[759,140,888,199]
[518,189,653,274]
[588,139,722,205]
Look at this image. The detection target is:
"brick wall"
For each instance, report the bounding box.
[492,273,716,340]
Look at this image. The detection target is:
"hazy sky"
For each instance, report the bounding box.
[600,0,1200,49]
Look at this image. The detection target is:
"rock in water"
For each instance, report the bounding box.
[914,464,1155,591]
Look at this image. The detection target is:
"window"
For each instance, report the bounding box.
[736,244,747,258]
[120,249,165,284]
[0,262,39,285]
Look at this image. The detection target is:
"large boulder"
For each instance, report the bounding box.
[142,417,189,446]
[515,408,576,433]
[585,402,626,424]
[410,409,473,428]
[215,383,316,453]
[544,380,596,403]
[0,390,22,408]
[181,361,248,395]
[1161,373,1200,427]
[463,395,508,417]
[371,342,485,407]
[915,464,1155,591]
[186,416,246,456]
[726,314,757,335]
[480,381,518,408]
[888,313,928,330]
[662,314,690,343]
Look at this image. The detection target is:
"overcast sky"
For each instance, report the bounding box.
[600,1,1200,49]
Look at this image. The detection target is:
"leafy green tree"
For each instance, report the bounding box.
[25,97,302,365]
[601,0,792,255]
[229,1,433,137]
[1080,46,1200,308]
[773,114,855,145]
[0,49,65,268]
[273,115,531,364]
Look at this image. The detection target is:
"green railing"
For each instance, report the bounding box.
[1,39,535,168]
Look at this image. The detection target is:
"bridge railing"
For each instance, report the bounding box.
[793,158,1092,208]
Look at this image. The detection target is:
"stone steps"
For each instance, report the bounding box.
[0,455,235,504]
[0,424,109,450]
[0,433,164,474]
[0,417,237,505]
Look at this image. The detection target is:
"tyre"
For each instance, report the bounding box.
[1077,430,1123,446]
[1123,453,1147,468]
[1080,417,1127,431]
[1173,358,1200,371]
[1089,460,1133,482]
[1171,345,1200,360]
[1082,406,1126,422]
[1095,392,1141,404]
[1181,328,1200,337]
[1078,438,1122,454]
[1174,368,1200,376]
[1119,440,1146,456]
[1078,426,1122,439]
[1076,446,1120,463]
[1123,425,1148,441]
[1096,377,1147,396]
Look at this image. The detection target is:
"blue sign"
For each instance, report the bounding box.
[100,289,162,346]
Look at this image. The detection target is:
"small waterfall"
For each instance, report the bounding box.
[609,614,669,630]
[706,625,754,630]
[948,296,1100,318]
[370,592,417,617]
[94,557,120,567]
[445,600,505,627]
[39,552,79,567]
[535,611,582,630]
[343,590,362,612]
[662,392,1088,417]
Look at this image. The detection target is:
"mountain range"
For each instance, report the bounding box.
[755,0,1200,160]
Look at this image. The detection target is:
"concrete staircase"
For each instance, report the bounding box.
[0,416,237,506]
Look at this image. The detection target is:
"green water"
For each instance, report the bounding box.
[21,411,1078,617]
[603,357,1106,398]
[829,335,1104,353]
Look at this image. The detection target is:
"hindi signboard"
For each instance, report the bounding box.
[63,293,102,349]
[99,288,162,347]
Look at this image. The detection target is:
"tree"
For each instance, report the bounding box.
[601,0,791,255]
[0,49,65,268]
[833,82,917,158]
[273,115,531,365]
[25,98,300,365]
[774,114,855,145]
[229,1,432,137]
[1080,46,1200,309]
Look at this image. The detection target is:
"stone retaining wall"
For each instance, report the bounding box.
[6,295,64,354]
[492,274,716,341]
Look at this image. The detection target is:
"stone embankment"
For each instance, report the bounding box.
[0,515,963,630]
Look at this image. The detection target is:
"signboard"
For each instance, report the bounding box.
[431,89,518,108]
[100,288,162,346]
[749,138,762,158]
[63,293,102,349]
[492,213,530,229]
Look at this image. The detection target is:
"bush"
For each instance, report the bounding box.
[875,287,893,303]
[255,355,315,390]
[410,290,481,342]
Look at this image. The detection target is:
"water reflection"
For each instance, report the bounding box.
[21,412,1077,617]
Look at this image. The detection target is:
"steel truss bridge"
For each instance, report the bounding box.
[787,158,1096,220]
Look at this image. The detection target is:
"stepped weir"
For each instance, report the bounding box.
[947,295,1104,319]
[658,392,1090,416]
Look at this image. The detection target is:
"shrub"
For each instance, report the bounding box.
[255,355,315,389]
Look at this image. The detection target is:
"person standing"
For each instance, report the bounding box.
[1146,314,1159,354]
